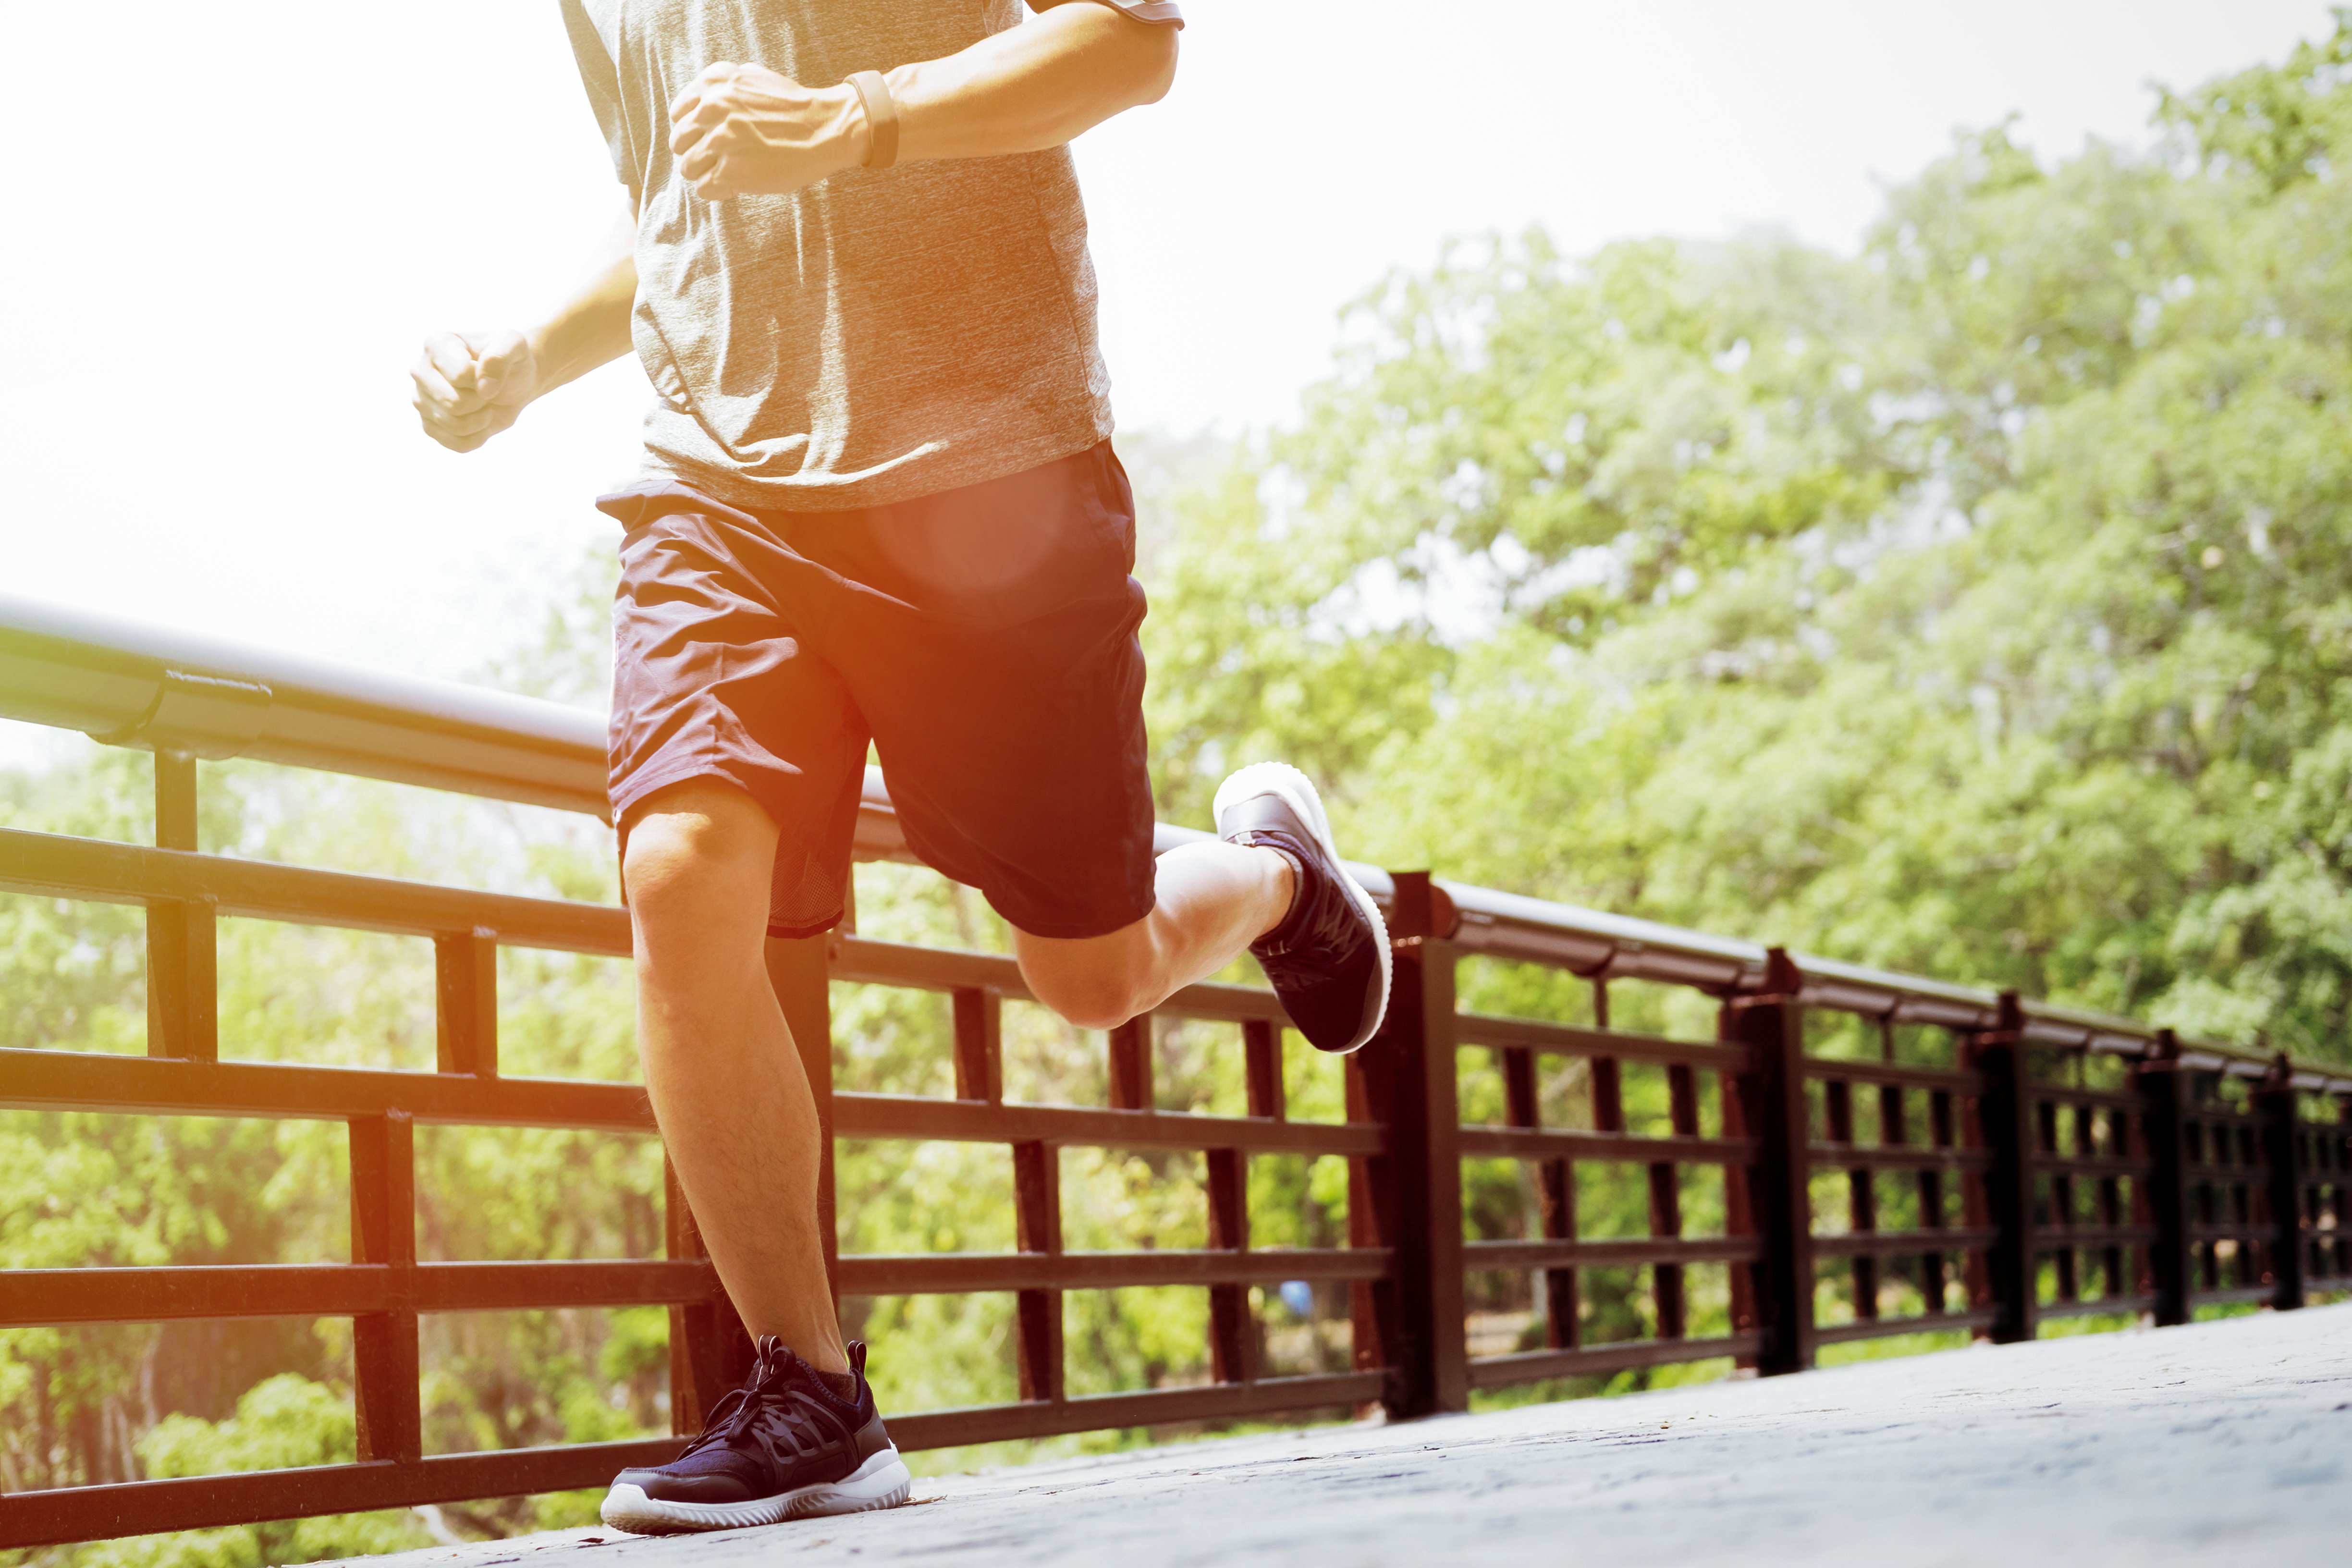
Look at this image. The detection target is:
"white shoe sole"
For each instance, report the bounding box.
[1213,760,1393,1054]
[599,1446,913,1535]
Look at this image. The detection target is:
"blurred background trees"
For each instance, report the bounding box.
[1154,21,2352,1061]
[9,20,2352,1564]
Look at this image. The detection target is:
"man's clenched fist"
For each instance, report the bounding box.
[411,330,539,453]
[668,61,865,200]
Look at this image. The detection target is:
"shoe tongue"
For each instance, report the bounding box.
[1247,831,1329,956]
[749,1337,859,1417]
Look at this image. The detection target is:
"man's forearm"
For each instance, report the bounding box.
[882,4,1177,164]
[527,203,641,398]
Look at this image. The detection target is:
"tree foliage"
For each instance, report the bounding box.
[1144,17,2352,1064]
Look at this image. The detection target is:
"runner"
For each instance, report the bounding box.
[409,0,1389,1533]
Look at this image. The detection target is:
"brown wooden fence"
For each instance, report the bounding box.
[2,592,2347,1549]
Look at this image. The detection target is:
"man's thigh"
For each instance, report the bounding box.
[795,442,1158,943]
[602,481,873,940]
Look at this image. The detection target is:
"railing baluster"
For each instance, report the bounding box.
[1243,1018,1285,1121]
[2099,1152,2125,1302]
[666,1158,750,1431]
[2332,1099,2351,1284]
[1498,1041,1576,1350]
[1720,1026,1760,1359]
[434,931,498,1078]
[2258,1065,2307,1311]
[1651,1063,1697,1339]
[2047,1090,2078,1307]
[1012,1141,1064,1404]
[154,750,199,851]
[953,986,1004,1103]
[2136,1034,2193,1326]
[1537,1154,1579,1352]
[349,1111,419,1464]
[1108,1014,1153,1111]
[768,935,837,1302]
[1875,1077,1903,1313]
[1591,1054,1624,1136]
[1345,1053,1393,1405]
[1920,1089,1949,1315]
[1500,1045,1539,1130]
[145,752,216,1063]
[2236,1103,2261,1289]
[2335,1097,2352,1283]
[1826,1079,1877,1323]
[1824,1078,1857,1313]
[1205,1147,1252,1384]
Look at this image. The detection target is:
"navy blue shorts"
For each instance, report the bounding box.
[599,442,1157,941]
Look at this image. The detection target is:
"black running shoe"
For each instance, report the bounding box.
[599,1338,911,1534]
[1214,762,1392,1054]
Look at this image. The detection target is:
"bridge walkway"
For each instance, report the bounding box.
[345,1303,2352,1568]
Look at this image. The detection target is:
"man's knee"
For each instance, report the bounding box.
[1017,934,1155,1032]
[620,781,774,943]
[1027,971,1147,1033]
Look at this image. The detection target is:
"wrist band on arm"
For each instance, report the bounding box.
[848,70,898,170]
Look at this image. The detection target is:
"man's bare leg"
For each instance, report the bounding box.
[627,783,1328,1364]
[622,778,849,1377]
[1017,840,1295,1031]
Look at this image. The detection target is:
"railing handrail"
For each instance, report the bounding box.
[5,590,2344,1092]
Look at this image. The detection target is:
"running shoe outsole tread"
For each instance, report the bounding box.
[600,1449,913,1534]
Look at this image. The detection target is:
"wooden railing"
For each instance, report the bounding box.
[1,591,2347,1547]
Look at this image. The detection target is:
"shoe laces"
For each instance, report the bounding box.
[1244,830,1362,971]
[682,1337,855,1466]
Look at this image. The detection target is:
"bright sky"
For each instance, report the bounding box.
[0,0,2336,708]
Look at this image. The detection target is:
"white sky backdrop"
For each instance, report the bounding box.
[0,0,2337,721]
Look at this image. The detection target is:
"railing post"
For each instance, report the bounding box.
[145,752,216,1063]
[2134,1031,2193,1327]
[2257,1058,2307,1312]
[1722,949,1812,1376]
[1361,872,1464,1418]
[350,1111,419,1464]
[1967,993,2037,1344]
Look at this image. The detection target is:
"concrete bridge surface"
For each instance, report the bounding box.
[351,1305,2351,1568]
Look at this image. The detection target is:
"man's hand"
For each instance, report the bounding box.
[668,62,865,201]
[411,330,540,453]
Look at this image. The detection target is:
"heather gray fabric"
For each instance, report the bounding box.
[559,0,1182,512]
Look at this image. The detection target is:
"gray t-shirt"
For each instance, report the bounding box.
[559,0,1182,512]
